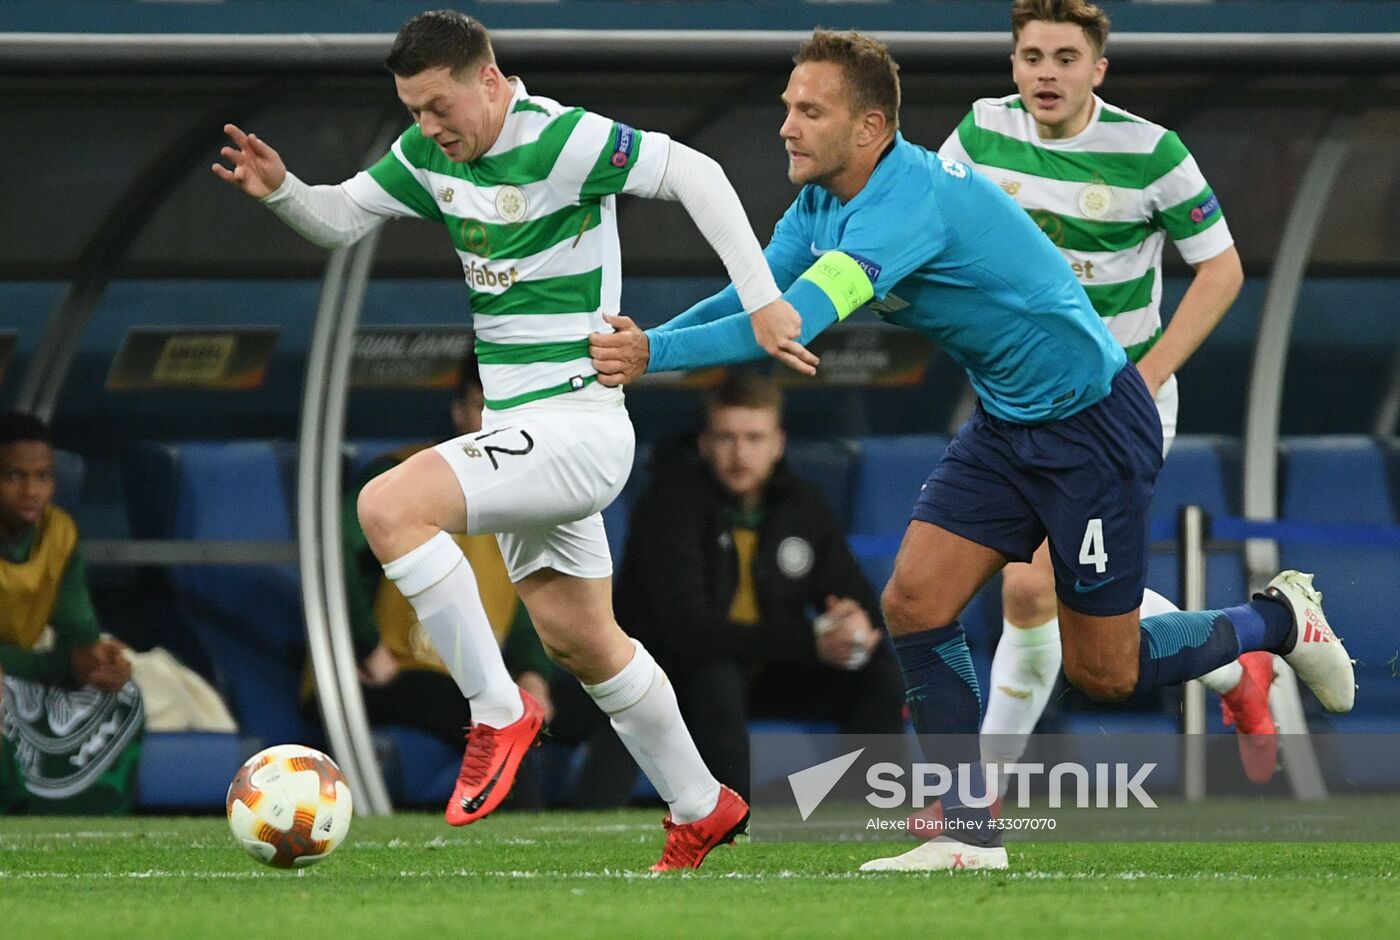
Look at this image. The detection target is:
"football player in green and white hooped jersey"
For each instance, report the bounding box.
[214,10,801,869]
[936,0,1276,791]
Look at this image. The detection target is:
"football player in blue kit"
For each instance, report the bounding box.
[589,29,1355,871]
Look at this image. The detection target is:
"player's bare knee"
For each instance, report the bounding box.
[881,579,954,636]
[537,635,577,671]
[1002,567,1056,626]
[880,580,915,634]
[1064,661,1135,702]
[355,475,405,549]
[539,632,609,680]
[531,613,600,673]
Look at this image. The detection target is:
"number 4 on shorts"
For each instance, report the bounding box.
[1079,518,1108,574]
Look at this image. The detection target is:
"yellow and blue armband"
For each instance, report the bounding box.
[797,251,877,321]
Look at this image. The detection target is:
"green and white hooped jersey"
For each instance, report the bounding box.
[938,95,1233,362]
[343,79,671,410]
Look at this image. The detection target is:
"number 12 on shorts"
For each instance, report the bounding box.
[1079,518,1108,574]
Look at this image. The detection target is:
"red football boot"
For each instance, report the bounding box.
[444,688,545,826]
[1219,651,1279,785]
[650,785,750,871]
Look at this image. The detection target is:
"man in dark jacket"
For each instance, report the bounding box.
[614,373,905,799]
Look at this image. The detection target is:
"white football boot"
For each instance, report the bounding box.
[859,837,1008,872]
[1265,571,1356,713]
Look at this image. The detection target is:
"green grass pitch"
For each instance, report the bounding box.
[0,811,1394,939]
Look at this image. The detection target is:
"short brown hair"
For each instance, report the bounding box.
[794,29,900,131]
[706,372,784,423]
[385,9,495,78]
[1011,0,1110,57]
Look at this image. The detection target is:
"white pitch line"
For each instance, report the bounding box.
[0,831,141,841]
[0,867,1388,883]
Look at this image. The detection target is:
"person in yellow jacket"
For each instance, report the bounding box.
[0,410,143,813]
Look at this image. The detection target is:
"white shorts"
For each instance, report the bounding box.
[1155,373,1179,458]
[433,401,634,582]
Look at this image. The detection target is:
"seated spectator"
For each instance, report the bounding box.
[0,411,144,814]
[594,373,906,800]
[330,354,553,806]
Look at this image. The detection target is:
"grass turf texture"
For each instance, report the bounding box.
[0,812,1394,939]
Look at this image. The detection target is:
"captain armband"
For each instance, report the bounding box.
[796,251,879,321]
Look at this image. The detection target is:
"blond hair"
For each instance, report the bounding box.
[794,29,901,130]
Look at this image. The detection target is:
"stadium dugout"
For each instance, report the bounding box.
[4,2,1400,813]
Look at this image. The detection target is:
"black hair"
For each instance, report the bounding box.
[385,10,494,78]
[0,410,51,448]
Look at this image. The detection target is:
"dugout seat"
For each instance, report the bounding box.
[52,448,85,516]
[135,731,255,810]
[848,434,949,592]
[346,437,422,479]
[785,438,860,531]
[1147,435,1249,614]
[131,439,470,808]
[121,441,311,809]
[1279,436,1400,742]
[157,440,315,748]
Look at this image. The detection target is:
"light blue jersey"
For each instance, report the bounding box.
[648,133,1127,423]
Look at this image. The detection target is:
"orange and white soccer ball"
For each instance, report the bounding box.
[226,744,353,868]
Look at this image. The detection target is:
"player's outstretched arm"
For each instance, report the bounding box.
[212,124,286,199]
[650,144,790,335]
[589,309,818,387]
[212,122,388,250]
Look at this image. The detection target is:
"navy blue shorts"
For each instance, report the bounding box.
[912,365,1164,616]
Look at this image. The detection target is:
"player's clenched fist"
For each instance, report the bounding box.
[750,299,819,376]
[590,314,650,387]
[212,123,288,199]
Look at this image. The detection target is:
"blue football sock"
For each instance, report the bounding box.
[892,622,998,847]
[1247,595,1297,652]
[1134,598,1294,695]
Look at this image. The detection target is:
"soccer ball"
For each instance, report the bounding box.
[226,744,353,868]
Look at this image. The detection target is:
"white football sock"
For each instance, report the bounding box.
[981,617,1061,795]
[382,531,523,728]
[584,639,721,824]
[1141,588,1242,695]
[1198,660,1244,695]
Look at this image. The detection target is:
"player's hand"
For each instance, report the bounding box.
[212,123,288,199]
[517,671,555,723]
[589,313,649,386]
[749,299,819,376]
[357,644,400,688]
